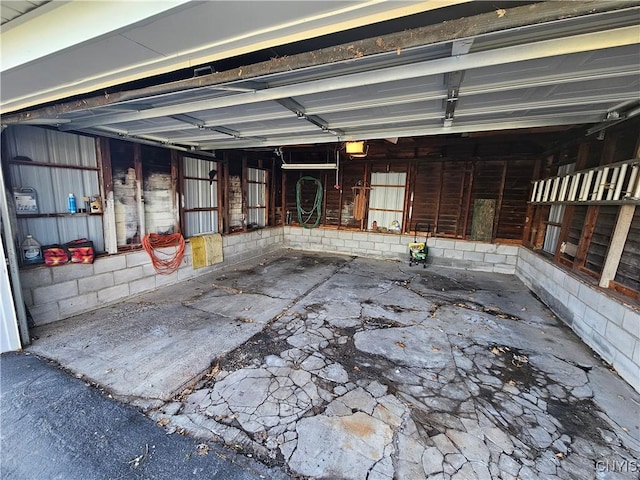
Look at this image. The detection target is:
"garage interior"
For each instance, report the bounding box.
[1,1,639,479]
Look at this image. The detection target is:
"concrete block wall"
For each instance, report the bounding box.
[283,226,519,273]
[20,227,284,326]
[517,247,640,393]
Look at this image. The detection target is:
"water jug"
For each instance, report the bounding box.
[21,235,43,265]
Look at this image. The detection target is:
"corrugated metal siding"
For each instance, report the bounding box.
[4,126,104,252]
[247,168,266,227]
[182,156,219,235]
[185,211,219,237]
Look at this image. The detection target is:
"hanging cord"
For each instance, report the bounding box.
[296,176,323,229]
[142,233,185,275]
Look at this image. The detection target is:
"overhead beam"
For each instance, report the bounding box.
[125,64,638,136]
[276,98,343,137]
[195,113,605,150]
[54,26,639,131]
[4,1,637,123]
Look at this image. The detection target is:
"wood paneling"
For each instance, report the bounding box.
[614,208,640,293]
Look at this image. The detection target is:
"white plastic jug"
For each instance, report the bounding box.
[21,235,43,265]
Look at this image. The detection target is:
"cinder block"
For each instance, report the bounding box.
[435,238,455,249]
[382,235,402,245]
[156,272,179,288]
[634,341,640,365]
[563,275,581,297]
[59,292,98,318]
[337,231,353,240]
[567,294,587,321]
[389,243,408,254]
[622,308,640,338]
[443,249,464,259]
[605,322,636,359]
[492,264,516,275]
[28,301,61,326]
[463,251,485,262]
[78,272,115,294]
[21,288,33,307]
[323,230,339,238]
[129,276,157,295]
[428,247,444,258]
[588,329,616,363]
[505,256,517,265]
[177,266,200,281]
[33,280,78,304]
[454,241,476,252]
[19,267,53,289]
[98,284,130,304]
[93,254,127,274]
[51,263,94,284]
[126,251,151,268]
[330,238,345,248]
[572,316,594,341]
[496,244,519,256]
[352,233,368,242]
[484,253,506,264]
[113,265,144,285]
[577,283,600,311]
[611,352,640,393]
[597,295,628,327]
[582,306,609,336]
[475,243,498,254]
[343,240,359,249]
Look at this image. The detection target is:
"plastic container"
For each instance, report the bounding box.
[67,193,77,214]
[21,235,43,265]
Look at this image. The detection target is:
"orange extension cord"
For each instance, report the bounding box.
[142,233,185,275]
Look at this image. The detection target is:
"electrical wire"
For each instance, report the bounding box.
[296,176,323,229]
[142,233,185,275]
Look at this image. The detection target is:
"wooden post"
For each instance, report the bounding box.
[434,161,444,235]
[522,157,542,245]
[553,143,590,259]
[455,161,467,238]
[170,150,181,235]
[462,161,475,239]
[281,169,287,226]
[222,153,230,234]
[492,160,508,241]
[600,205,636,288]
[573,206,599,268]
[242,156,248,232]
[133,143,145,242]
[96,138,117,254]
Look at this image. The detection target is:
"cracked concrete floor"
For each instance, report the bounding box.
[29,252,640,479]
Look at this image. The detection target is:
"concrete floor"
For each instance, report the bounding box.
[29,251,640,479]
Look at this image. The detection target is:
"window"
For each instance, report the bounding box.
[368,172,406,231]
[247,168,267,228]
[182,156,219,236]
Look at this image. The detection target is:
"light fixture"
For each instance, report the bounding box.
[345,141,368,158]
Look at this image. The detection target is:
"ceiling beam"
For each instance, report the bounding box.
[4,1,637,123]
[54,25,639,131]
[195,113,605,150]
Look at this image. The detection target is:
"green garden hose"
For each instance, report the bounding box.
[296,176,323,229]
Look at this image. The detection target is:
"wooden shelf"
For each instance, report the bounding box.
[16,213,102,218]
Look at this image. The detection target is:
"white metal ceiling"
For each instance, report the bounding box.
[5,3,640,152]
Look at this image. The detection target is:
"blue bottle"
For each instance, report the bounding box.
[67,193,77,214]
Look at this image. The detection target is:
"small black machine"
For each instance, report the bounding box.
[408,223,430,268]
